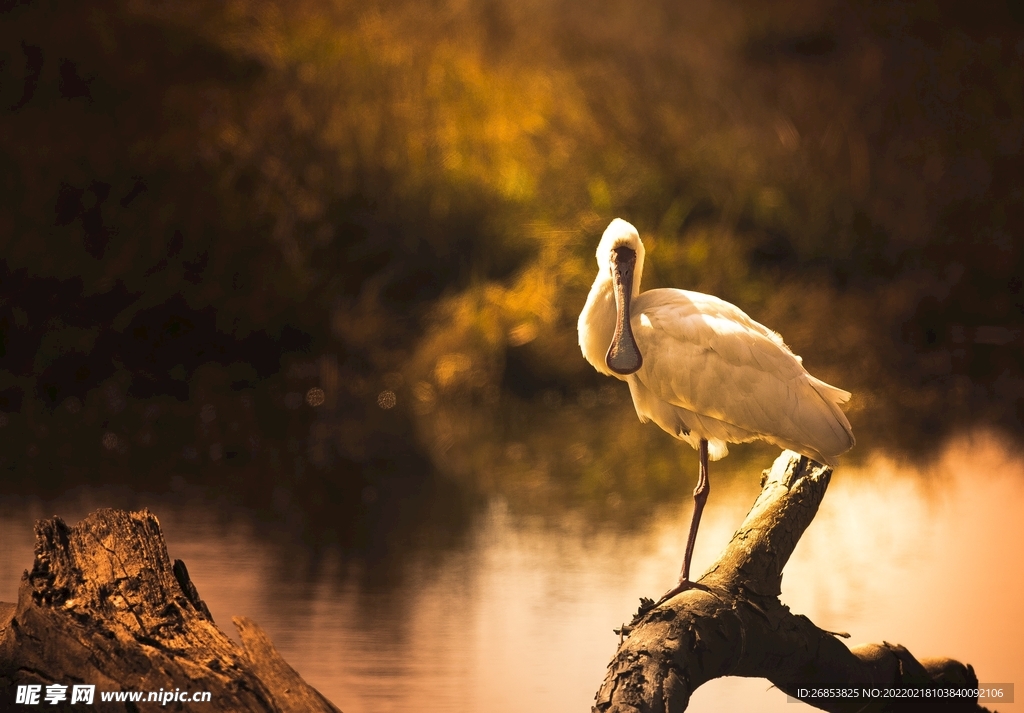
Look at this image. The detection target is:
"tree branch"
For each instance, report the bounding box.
[593,452,991,713]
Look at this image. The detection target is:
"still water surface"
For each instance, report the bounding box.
[1,431,1021,712]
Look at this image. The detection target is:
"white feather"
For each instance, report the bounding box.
[578,219,854,466]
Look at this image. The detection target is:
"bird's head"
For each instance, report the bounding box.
[597,219,644,375]
[596,218,645,299]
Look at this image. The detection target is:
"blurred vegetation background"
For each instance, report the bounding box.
[1,0,1023,534]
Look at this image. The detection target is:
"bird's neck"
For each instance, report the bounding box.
[578,275,620,377]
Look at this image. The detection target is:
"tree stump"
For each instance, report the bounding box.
[0,508,342,712]
[593,452,993,713]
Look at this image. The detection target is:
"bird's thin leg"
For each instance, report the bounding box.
[656,438,710,605]
[682,438,710,581]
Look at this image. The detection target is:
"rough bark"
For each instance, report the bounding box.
[594,452,993,713]
[0,508,341,713]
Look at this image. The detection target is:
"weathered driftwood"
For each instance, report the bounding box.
[594,452,991,713]
[0,508,341,713]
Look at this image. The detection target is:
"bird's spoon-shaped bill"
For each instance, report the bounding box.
[606,246,643,375]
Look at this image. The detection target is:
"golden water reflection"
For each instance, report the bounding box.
[0,431,1020,712]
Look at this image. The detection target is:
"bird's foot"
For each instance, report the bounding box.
[653,578,696,608]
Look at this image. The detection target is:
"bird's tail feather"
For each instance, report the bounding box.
[808,376,851,405]
[806,376,856,459]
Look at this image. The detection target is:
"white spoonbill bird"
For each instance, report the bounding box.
[578,218,854,603]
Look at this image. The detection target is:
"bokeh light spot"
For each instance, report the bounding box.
[377,390,397,409]
[306,387,325,407]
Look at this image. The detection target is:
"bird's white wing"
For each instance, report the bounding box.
[631,289,853,463]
